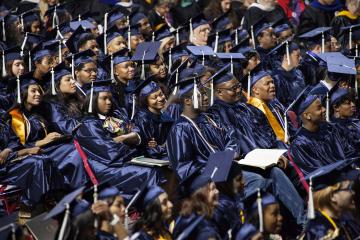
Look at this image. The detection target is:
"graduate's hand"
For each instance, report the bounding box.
[277,155,289,169]
[36,132,62,146]
[91,200,112,221]
[113,135,126,143]
[18,147,42,156]
[148,138,157,148]
[0,148,12,165]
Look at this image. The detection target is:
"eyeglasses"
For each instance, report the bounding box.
[335,183,354,193]
[217,83,242,92]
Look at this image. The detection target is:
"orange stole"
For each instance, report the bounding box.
[247,97,285,142]
[9,108,26,145]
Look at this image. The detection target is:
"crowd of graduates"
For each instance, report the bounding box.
[0,0,359,239]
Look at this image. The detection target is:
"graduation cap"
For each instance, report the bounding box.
[98,186,120,200]
[130,11,147,25]
[31,42,52,62]
[65,49,96,78]
[175,215,205,240]
[330,88,351,106]
[318,52,356,75]
[274,23,292,36]
[0,14,18,42]
[69,20,96,31]
[25,32,45,47]
[102,48,130,80]
[217,52,245,74]
[267,40,299,65]
[97,25,126,55]
[189,13,208,42]
[19,9,40,32]
[186,45,215,66]
[65,26,93,53]
[168,58,190,94]
[305,160,359,219]
[340,23,360,50]
[232,28,249,46]
[43,62,71,95]
[203,150,236,182]
[154,23,173,41]
[173,75,202,108]
[208,28,232,53]
[107,6,129,28]
[87,79,113,113]
[292,89,319,116]
[44,3,69,29]
[45,22,72,40]
[2,46,20,77]
[132,41,161,79]
[250,70,271,88]
[235,223,258,240]
[125,23,142,52]
[178,168,212,199]
[297,27,332,53]
[211,11,231,32]
[162,42,189,73]
[230,37,253,55]
[0,211,18,240]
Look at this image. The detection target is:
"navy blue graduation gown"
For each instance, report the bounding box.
[173,214,221,240]
[0,119,51,207]
[164,103,183,121]
[75,114,164,201]
[332,118,360,149]
[272,66,306,107]
[132,108,174,159]
[111,80,138,115]
[298,51,326,86]
[208,100,286,149]
[289,123,359,174]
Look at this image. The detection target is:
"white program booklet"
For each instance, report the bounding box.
[237,149,287,170]
[130,156,170,167]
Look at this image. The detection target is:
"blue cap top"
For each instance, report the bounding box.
[154,24,173,41]
[203,150,235,183]
[330,88,350,106]
[206,64,234,85]
[99,187,120,200]
[211,11,231,32]
[274,23,291,35]
[186,45,215,57]
[143,185,165,207]
[130,12,147,25]
[250,70,271,87]
[131,42,161,62]
[87,79,113,94]
[191,13,208,30]
[3,46,21,61]
[235,224,258,240]
[70,20,96,31]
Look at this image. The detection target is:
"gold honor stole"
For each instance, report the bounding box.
[336,10,358,20]
[247,97,285,142]
[9,108,28,145]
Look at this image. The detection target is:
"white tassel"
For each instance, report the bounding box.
[193,78,199,109]
[286,41,290,66]
[104,13,108,55]
[93,185,98,229]
[235,29,238,45]
[251,25,255,49]
[210,167,218,179]
[11,223,16,240]
[57,203,70,240]
[28,52,32,71]
[230,55,234,74]
[110,54,115,81]
[247,74,251,99]
[168,48,172,74]
[210,80,214,106]
[257,189,264,233]
[172,69,179,95]
[176,27,180,45]
[284,114,288,143]
[16,76,21,104]
[2,20,5,42]
[20,32,28,57]
[20,15,24,32]
[356,44,358,57]
[52,6,57,29]
[307,177,315,220]
[326,92,330,122]
[321,32,325,53]
[140,51,146,80]
[127,25,131,51]
[51,68,56,95]
[58,40,62,63]
[131,94,136,120]
[152,32,155,42]
[78,15,81,21]
[71,55,75,79]
[189,18,193,42]
[201,50,205,66]
[349,28,353,50]
[88,81,94,113]
[214,32,219,53]
[56,25,64,40]
[2,52,6,77]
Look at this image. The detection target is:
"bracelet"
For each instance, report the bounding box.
[110,214,120,226]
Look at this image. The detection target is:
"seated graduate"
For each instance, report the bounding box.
[74,80,164,201]
[269,41,306,107]
[289,93,359,175]
[132,185,174,240]
[330,88,360,149]
[234,223,263,240]
[303,161,360,239]
[0,115,52,218]
[131,77,174,159]
[7,75,87,190]
[297,27,330,86]
[96,26,128,57]
[241,190,283,240]
[42,62,83,134]
[172,169,222,240]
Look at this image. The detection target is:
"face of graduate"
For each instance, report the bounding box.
[289,49,301,68]
[76,62,97,84]
[224,41,233,53]
[79,40,100,58]
[334,99,353,118]
[158,192,173,221]
[232,174,245,195]
[147,89,166,113]
[258,28,276,49]
[150,58,167,80]
[31,20,41,34]
[303,99,326,124]
[162,37,176,53]
[331,180,356,212]
[59,74,76,94]
[252,76,276,103]
[246,55,261,72]
[192,24,211,45]
[138,18,152,36]
[198,87,210,111]
[263,203,283,234]
[110,196,126,223]
[114,61,135,82]
[36,56,53,74]
[156,3,170,17]
[207,182,219,208]
[278,29,293,43]
[12,60,25,76]
[97,92,113,115]
[221,0,232,12]
[216,78,242,104]
[26,84,43,107]
[130,35,145,51]
[115,18,128,30]
[350,101,357,116]
[107,36,127,55]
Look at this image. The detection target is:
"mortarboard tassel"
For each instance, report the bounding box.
[214,32,219,53]
[28,52,32,71]
[16,75,21,104]
[52,6,57,29]
[172,69,179,95]
[71,55,75,79]
[189,18,193,43]
[210,80,214,106]
[110,54,115,82]
[326,92,330,122]
[78,14,81,21]
[20,32,28,57]
[141,51,146,80]
[286,41,290,66]
[131,94,136,120]
[168,48,172,74]
[125,189,142,230]
[210,167,218,179]
[152,32,155,42]
[20,15,24,32]
[58,203,70,240]
[321,32,325,53]
[104,13,108,55]
[88,81,94,113]
[284,114,288,143]
[2,52,6,77]
[349,27,353,50]
[235,29,238,45]
[176,27,180,45]
[2,20,5,42]
[127,25,131,52]
[201,50,205,66]
[251,25,255,49]
[356,44,359,57]
[56,25,64,40]
[257,189,264,233]
[51,67,56,95]
[230,55,234,74]
[93,184,99,229]
[58,40,62,63]
[307,177,315,220]
[247,74,251,99]
[11,223,16,240]
[193,77,199,109]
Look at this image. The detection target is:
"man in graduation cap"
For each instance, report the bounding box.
[189,13,211,47]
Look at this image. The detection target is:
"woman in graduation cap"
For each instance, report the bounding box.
[31,45,54,89]
[21,11,42,35]
[3,14,23,47]
[132,185,174,240]
[172,171,222,240]
[7,76,87,191]
[75,80,164,201]
[131,77,174,159]
[303,161,360,239]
